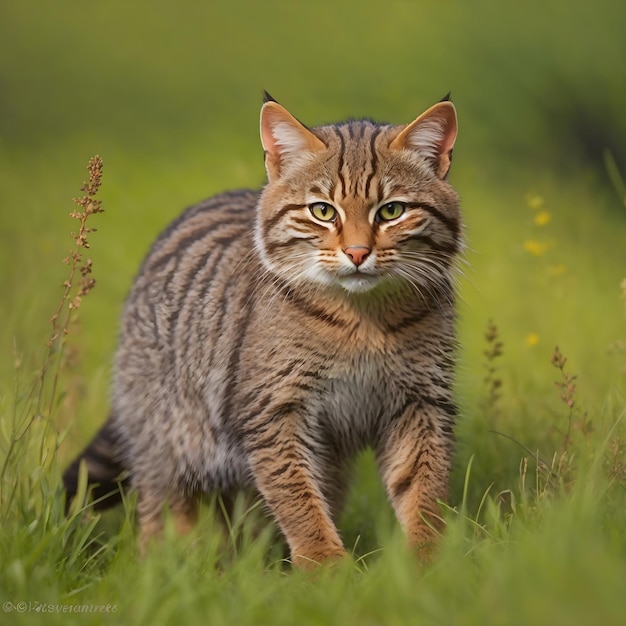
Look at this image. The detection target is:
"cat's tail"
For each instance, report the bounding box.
[63,417,129,513]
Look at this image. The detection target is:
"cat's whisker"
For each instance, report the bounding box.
[393,267,428,303]
[395,261,453,311]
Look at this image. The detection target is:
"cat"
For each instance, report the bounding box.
[63,92,462,568]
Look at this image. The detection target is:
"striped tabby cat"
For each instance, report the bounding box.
[64,93,462,568]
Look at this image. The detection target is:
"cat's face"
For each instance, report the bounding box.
[255,99,462,298]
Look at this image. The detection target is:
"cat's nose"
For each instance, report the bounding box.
[343,246,371,267]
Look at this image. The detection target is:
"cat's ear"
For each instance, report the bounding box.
[390,101,458,179]
[260,101,326,181]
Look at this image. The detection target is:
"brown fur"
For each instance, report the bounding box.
[64,96,462,568]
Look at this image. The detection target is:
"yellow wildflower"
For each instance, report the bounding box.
[534,210,551,226]
[525,333,540,347]
[523,239,550,256]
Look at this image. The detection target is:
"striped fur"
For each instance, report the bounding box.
[64,97,462,567]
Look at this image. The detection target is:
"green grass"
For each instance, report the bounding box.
[1,0,626,624]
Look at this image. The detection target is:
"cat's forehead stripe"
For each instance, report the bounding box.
[326,121,386,201]
[364,126,383,198]
[334,126,347,198]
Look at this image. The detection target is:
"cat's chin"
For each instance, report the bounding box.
[336,274,381,294]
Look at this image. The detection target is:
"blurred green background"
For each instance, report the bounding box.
[1,0,625,489]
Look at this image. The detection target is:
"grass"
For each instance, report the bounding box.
[1,0,626,624]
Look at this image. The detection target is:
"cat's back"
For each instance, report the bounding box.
[136,188,258,287]
[117,188,260,361]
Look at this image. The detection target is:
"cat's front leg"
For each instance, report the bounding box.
[245,411,346,569]
[376,401,454,560]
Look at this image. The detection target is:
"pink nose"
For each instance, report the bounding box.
[343,246,371,267]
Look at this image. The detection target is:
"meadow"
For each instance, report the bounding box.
[1,1,625,624]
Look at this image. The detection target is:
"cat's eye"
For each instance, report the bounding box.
[309,202,337,222]
[377,202,406,222]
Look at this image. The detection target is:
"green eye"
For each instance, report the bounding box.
[310,202,337,222]
[377,202,406,222]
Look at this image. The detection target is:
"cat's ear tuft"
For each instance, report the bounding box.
[390,101,458,179]
[262,90,277,104]
[260,101,326,181]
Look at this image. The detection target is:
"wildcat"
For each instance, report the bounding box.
[63,92,462,568]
